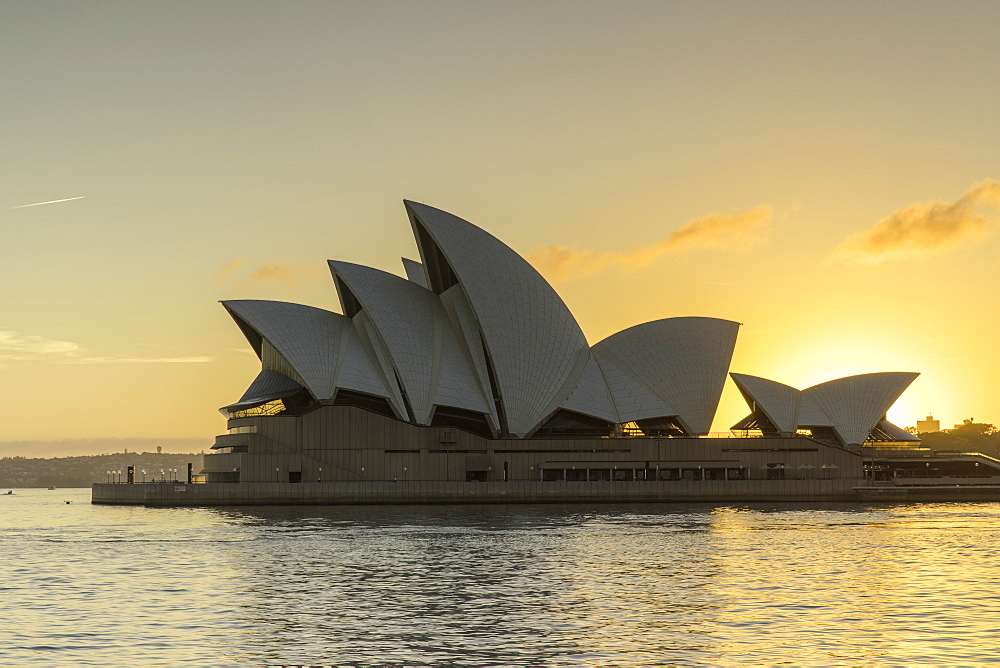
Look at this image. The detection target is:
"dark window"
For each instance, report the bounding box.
[333,389,397,418]
[411,216,460,294]
[334,276,364,318]
[430,406,494,439]
[533,410,614,439]
[634,417,687,437]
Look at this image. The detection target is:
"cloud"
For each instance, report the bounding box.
[240,261,321,286]
[0,330,79,359]
[65,356,213,364]
[7,196,86,209]
[0,329,210,364]
[216,258,249,279]
[832,178,1000,264]
[526,205,774,281]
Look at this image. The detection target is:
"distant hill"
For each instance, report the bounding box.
[0,438,208,458]
[0,452,205,488]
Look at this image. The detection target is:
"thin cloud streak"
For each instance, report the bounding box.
[8,196,86,209]
[527,205,774,282]
[65,356,213,365]
[0,329,210,364]
[0,330,79,356]
[832,178,1000,264]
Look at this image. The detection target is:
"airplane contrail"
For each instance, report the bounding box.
[8,196,86,209]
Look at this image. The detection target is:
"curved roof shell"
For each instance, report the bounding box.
[400,257,429,289]
[557,353,620,424]
[730,373,801,434]
[405,200,590,436]
[222,300,390,402]
[593,317,740,435]
[732,371,919,445]
[329,260,489,424]
[803,372,919,445]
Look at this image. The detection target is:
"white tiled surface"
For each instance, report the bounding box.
[559,353,620,423]
[730,373,801,433]
[351,312,407,415]
[407,201,590,436]
[331,261,488,424]
[401,257,429,289]
[434,307,491,415]
[731,371,919,445]
[223,300,345,401]
[593,317,739,435]
[796,395,834,427]
[439,286,500,428]
[236,369,303,403]
[594,353,672,422]
[333,261,436,422]
[223,299,388,402]
[876,419,921,442]
[804,372,918,446]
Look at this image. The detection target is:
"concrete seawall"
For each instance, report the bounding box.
[93,479,863,506]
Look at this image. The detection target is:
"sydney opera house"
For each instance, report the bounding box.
[98,200,999,506]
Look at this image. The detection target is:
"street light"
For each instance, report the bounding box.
[141,469,146,483]
[106,470,111,483]
[276,467,280,482]
[318,467,322,483]
[403,467,407,481]
[160,469,165,482]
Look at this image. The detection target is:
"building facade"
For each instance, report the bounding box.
[145,199,926,504]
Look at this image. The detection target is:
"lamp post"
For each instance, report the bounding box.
[318,467,322,483]
[276,467,280,482]
[403,467,407,481]
[160,469,165,483]
[106,470,111,483]
[361,467,365,481]
[141,469,146,483]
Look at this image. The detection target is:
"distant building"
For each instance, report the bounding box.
[917,414,941,433]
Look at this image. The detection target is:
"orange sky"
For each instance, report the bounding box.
[2,2,998,451]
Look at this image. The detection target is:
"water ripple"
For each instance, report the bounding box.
[4,491,1000,664]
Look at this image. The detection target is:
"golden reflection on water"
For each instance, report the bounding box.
[5,492,1000,665]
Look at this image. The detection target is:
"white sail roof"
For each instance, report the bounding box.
[222,300,389,402]
[732,371,919,445]
[400,257,429,289]
[804,372,919,446]
[730,373,801,434]
[329,260,489,424]
[594,317,740,435]
[405,200,590,436]
[558,353,620,424]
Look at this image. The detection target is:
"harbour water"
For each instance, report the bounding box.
[3,488,1000,666]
